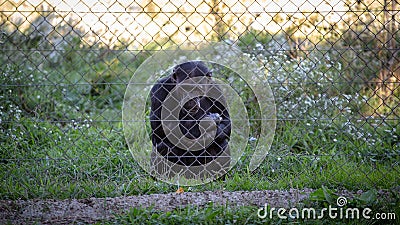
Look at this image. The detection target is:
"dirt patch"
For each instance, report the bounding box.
[1,189,315,224]
[0,188,394,224]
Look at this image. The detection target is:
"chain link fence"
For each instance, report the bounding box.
[1,0,399,202]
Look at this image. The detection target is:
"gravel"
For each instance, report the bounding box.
[1,188,396,224]
[1,189,314,224]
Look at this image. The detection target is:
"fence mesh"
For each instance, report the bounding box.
[1,0,399,200]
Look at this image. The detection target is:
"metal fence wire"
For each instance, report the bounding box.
[0,0,399,199]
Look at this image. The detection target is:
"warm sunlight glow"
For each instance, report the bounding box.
[6,0,347,48]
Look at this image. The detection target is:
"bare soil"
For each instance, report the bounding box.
[0,188,393,224]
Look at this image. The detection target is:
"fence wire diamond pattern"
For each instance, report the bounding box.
[0,0,399,203]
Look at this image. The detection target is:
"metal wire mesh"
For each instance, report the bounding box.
[0,0,399,199]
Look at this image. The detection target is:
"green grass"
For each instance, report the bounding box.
[112,204,264,225]
[1,117,398,200]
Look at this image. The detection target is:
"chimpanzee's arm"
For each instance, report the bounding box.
[150,77,174,148]
[201,95,231,142]
[212,100,231,142]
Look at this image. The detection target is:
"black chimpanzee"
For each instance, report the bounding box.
[150,61,231,172]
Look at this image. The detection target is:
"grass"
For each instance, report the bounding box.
[112,204,263,225]
[1,116,398,200]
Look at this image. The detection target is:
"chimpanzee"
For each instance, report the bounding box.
[150,61,231,173]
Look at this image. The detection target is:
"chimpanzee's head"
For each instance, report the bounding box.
[172,61,212,83]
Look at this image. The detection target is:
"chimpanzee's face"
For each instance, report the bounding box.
[182,97,201,114]
[172,61,212,114]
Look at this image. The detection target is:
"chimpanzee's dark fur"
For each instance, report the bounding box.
[150,61,231,167]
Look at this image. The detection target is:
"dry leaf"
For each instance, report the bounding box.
[176,187,184,194]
